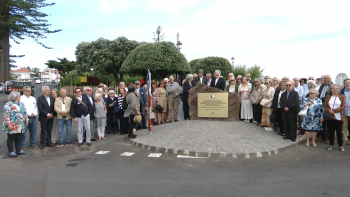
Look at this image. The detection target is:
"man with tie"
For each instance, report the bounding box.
[210,70,226,91]
[279,80,299,142]
[195,69,208,85]
[83,86,96,141]
[166,76,181,122]
[37,86,55,149]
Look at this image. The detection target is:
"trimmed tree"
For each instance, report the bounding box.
[75,37,140,83]
[45,58,76,78]
[121,41,191,80]
[189,56,233,78]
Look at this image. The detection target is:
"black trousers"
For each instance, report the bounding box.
[128,115,137,136]
[141,110,146,128]
[252,104,262,123]
[282,110,297,140]
[183,99,190,120]
[277,108,284,134]
[40,119,53,145]
[7,133,23,153]
[327,119,343,147]
[107,115,119,134]
[319,121,329,140]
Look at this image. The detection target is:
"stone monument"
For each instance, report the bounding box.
[188,83,240,121]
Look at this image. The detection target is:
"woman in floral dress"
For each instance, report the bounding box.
[300,88,324,147]
[238,77,253,122]
[2,91,28,157]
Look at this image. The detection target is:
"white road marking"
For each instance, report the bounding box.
[147,153,162,157]
[177,155,208,159]
[95,151,110,155]
[120,152,135,156]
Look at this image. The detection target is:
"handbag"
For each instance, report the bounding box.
[324,96,337,119]
[260,99,272,107]
[133,114,142,123]
[269,113,277,123]
[155,105,164,113]
[151,111,155,119]
[298,106,308,117]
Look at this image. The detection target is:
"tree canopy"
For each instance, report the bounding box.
[232,64,264,80]
[189,56,233,78]
[121,41,191,80]
[75,37,140,83]
[45,58,76,78]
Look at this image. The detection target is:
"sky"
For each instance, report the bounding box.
[11,0,350,81]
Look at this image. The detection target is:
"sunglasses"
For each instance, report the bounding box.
[110,93,115,94]
[286,85,292,86]
[247,75,251,77]
[87,90,91,91]
[230,80,236,81]
[135,84,140,85]
[75,91,81,93]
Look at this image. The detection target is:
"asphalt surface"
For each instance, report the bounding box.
[1,84,350,197]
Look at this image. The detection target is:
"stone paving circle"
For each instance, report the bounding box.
[128,120,305,158]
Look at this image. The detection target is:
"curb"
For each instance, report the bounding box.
[127,136,306,159]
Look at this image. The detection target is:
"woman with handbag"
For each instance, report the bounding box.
[106,89,119,134]
[271,81,286,135]
[300,88,324,147]
[124,85,140,139]
[260,79,275,128]
[238,77,253,122]
[156,80,168,124]
[250,79,264,126]
[324,84,346,151]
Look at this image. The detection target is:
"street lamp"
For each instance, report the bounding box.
[177,41,182,51]
[231,57,235,65]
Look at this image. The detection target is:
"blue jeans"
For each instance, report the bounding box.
[57,117,72,145]
[21,117,37,147]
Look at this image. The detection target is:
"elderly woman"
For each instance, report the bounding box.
[272,81,286,135]
[324,84,346,151]
[2,91,28,157]
[226,77,238,93]
[106,89,119,134]
[51,88,58,144]
[151,81,159,125]
[250,78,264,126]
[238,77,253,122]
[94,93,107,140]
[300,88,324,147]
[124,85,140,139]
[118,88,127,134]
[182,74,193,120]
[157,80,168,124]
[260,79,275,128]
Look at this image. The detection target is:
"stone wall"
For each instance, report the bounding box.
[188,83,240,121]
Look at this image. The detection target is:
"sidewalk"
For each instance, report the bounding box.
[129,120,305,158]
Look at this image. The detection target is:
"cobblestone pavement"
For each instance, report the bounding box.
[130,120,305,158]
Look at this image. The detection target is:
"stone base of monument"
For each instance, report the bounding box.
[128,120,305,159]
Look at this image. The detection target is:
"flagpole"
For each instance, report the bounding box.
[147,70,152,134]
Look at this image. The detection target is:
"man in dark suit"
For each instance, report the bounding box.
[83,86,96,141]
[279,80,299,142]
[317,74,333,142]
[37,86,55,149]
[135,81,147,129]
[195,69,208,85]
[210,70,226,91]
[71,87,92,146]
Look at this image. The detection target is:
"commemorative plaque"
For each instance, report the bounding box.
[197,92,228,118]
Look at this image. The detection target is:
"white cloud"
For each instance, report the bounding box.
[98,0,135,14]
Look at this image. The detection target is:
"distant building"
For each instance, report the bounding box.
[41,69,60,82]
[10,68,34,81]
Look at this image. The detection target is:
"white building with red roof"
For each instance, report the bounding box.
[41,69,60,82]
[10,68,34,81]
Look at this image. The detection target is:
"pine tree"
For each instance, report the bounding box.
[0,0,61,82]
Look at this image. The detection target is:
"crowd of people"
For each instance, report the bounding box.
[2,70,350,157]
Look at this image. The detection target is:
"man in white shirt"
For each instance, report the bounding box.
[83,86,96,141]
[20,86,38,150]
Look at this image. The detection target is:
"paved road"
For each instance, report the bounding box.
[1,84,350,197]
